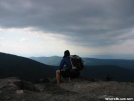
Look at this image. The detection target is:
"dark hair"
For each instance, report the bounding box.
[63,50,70,58]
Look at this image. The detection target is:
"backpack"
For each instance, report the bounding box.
[69,55,84,71]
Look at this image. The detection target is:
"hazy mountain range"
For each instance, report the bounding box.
[0,52,134,82]
[30,56,62,66]
[30,56,134,70]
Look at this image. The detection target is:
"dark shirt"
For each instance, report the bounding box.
[59,57,79,73]
[59,57,71,70]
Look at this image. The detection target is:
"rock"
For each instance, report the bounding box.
[0,90,3,94]
[39,78,50,83]
[14,80,40,92]
[0,77,134,101]
[15,90,24,94]
[34,78,50,84]
[98,95,115,100]
[34,84,45,92]
[0,77,20,89]
[61,76,102,83]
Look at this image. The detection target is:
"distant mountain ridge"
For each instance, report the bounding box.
[30,56,134,70]
[1,52,134,82]
[30,56,62,66]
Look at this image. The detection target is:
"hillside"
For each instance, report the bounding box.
[81,65,134,82]
[30,56,134,69]
[0,52,56,82]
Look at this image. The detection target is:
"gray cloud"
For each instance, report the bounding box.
[0,0,134,47]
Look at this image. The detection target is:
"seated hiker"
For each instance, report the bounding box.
[56,50,81,84]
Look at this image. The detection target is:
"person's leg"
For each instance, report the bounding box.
[56,70,61,84]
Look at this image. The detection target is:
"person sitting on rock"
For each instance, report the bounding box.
[56,50,80,84]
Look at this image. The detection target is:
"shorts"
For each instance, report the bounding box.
[60,70,80,78]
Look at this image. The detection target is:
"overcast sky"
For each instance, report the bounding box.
[0,0,134,59]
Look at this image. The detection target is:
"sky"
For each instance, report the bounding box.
[0,0,134,59]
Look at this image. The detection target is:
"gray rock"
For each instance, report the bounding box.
[15,90,24,94]
[14,80,40,92]
[0,77,134,101]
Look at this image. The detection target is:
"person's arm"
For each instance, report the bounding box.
[59,58,65,70]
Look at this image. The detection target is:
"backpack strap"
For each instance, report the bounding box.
[70,55,77,70]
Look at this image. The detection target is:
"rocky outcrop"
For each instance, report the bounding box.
[14,80,40,92]
[0,77,134,101]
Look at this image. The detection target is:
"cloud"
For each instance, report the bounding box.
[0,37,3,41]
[0,0,134,47]
[20,38,29,42]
